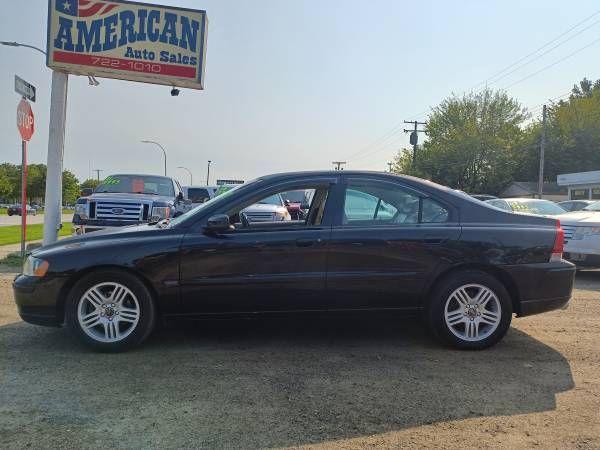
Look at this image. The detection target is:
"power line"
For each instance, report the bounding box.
[470,9,600,90]
[502,35,600,90]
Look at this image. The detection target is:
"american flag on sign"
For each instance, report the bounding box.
[55,0,118,18]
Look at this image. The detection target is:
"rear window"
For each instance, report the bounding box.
[187,188,211,203]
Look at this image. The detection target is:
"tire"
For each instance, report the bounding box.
[426,270,512,350]
[65,269,156,352]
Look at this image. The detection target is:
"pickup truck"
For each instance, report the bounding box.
[73,174,188,234]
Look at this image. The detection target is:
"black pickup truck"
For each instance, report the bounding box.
[73,174,189,234]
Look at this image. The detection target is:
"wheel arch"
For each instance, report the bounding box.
[425,263,522,315]
[57,265,160,323]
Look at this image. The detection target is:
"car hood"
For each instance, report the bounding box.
[243,203,285,213]
[554,211,600,225]
[32,223,166,257]
[87,192,174,203]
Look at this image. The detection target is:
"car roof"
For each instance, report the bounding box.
[502,197,554,202]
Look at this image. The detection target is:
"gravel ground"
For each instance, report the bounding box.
[0,271,599,449]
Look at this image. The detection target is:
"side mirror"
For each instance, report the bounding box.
[81,188,93,197]
[177,192,184,202]
[204,214,232,233]
[284,199,290,205]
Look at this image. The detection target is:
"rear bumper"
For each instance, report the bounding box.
[13,274,67,327]
[503,260,575,317]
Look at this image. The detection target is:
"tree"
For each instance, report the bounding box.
[80,178,100,190]
[62,170,81,205]
[392,89,527,194]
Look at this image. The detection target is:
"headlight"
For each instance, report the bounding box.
[151,206,171,220]
[23,256,49,277]
[74,201,88,219]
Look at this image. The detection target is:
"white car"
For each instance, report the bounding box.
[242,193,291,222]
[557,201,600,267]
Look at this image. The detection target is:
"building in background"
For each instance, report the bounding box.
[557,171,600,200]
[499,181,567,201]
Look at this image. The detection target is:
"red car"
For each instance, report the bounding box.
[7,204,37,216]
[282,190,311,220]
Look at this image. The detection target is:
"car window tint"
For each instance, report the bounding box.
[421,198,449,223]
[343,181,419,225]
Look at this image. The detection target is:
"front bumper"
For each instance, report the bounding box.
[503,260,575,317]
[13,274,69,327]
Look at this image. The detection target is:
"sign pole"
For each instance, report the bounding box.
[43,70,68,246]
[21,140,27,261]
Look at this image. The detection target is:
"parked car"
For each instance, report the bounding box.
[470,194,497,201]
[182,185,218,206]
[13,171,574,352]
[7,204,37,216]
[557,200,595,212]
[485,198,567,216]
[242,192,291,222]
[281,189,313,220]
[555,201,600,267]
[72,174,189,234]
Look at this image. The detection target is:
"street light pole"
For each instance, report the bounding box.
[206,160,212,186]
[177,166,193,185]
[140,140,167,176]
[0,41,47,55]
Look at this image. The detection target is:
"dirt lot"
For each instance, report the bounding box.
[0,271,599,449]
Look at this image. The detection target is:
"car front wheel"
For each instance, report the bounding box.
[427,270,512,350]
[65,270,156,351]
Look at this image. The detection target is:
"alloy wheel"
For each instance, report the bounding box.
[77,282,140,343]
[444,283,502,342]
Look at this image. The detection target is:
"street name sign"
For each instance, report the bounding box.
[15,75,36,102]
[47,0,208,89]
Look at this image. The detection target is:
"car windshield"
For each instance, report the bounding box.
[507,200,566,215]
[582,201,600,211]
[257,194,283,206]
[281,190,306,203]
[94,175,175,196]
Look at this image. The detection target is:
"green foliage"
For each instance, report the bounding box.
[393,89,527,194]
[0,223,73,246]
[391,78,600,194]
[80,178,101,190]
[0,163,81,204]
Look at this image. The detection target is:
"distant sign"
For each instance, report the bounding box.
[17,99,35,141]
[47,0,208,90]
[216,179,244,186]
[15,75,36,102]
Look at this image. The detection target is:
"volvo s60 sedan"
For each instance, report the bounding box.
[13,171,575,352]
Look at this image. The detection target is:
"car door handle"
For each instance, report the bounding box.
[296,238,320,247]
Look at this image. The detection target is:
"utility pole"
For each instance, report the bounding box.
[206,160,212,186]
[403,120,427,167]
[387,162,393,172]
[93,169,103,182]
[537,105,547,199]
[332,161,346,171]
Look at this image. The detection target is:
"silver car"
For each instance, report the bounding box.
[242,193,291,222]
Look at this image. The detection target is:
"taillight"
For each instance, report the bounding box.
[551,220,564,262]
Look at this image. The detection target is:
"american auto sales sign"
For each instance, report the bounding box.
[47,0,207,89]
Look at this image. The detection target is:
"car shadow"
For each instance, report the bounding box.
[0,315,574,449]
[574,269,600,291]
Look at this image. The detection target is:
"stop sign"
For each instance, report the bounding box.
[17,99,34,141]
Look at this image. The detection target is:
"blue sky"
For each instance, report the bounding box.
[1,0,599,184]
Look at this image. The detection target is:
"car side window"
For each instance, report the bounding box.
[421,198,449,223]
[342,179,449,226]
[343,180,420,225]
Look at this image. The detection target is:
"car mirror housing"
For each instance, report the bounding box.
[205,214,232,233]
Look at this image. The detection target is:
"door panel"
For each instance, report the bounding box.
[179,227,330,314]
[326,225,461,310]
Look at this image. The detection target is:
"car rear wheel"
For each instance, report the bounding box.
[427,270,512,350]
[65,270,156,352]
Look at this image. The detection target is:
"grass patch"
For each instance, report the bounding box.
[0,252,23,267]
[0,223,73,246]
